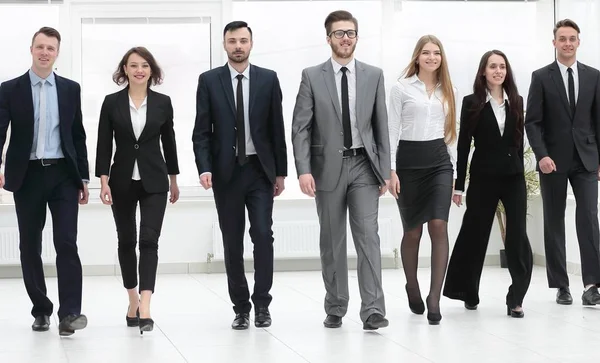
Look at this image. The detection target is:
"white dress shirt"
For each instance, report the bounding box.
[388,75,459,177]
[556,59,579,104]
[228,62,256,155]
[331,58,363,148]
[129,95,147,180]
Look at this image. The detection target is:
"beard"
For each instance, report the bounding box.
[227,51,249,64]
[330,42,356,59]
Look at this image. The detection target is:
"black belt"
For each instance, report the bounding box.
[31,158,63,166]
[342,148,365,157]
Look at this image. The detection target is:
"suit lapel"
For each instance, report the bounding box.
[219,64,236,116]
[117,88,136,140]
[503,103,516,144]
[54,75,70,136]
[249,65,258,118]
[138,89,157,142]
[322,60,342,124]
[18,73,35,133]
[548,62,572,118]
[355,60,366,128]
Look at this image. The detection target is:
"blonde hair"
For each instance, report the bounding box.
[401,35,456,145]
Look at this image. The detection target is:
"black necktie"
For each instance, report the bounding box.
[341,67,352,149]
[235,74,246,165]
[567,67,576,117]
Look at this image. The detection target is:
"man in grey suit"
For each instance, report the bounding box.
[291,10,390,330]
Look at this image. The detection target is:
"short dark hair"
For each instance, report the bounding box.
[324,10,358,36]
[31,27,61,47]
[553,19,580,38]
[112,47,164,87]
[223,21,252,38]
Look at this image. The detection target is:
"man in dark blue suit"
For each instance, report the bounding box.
[0,27,90,336]
[193,21,287,330]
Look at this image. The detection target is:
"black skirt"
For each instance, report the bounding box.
[395,138,453,230]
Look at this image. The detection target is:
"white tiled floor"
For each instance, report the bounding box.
[1,266,599,363]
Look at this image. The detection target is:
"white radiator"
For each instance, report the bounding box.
[0,227,56,265]
[211,219,394,260]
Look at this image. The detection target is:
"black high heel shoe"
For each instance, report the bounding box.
[426,296,442,325]
[506,306,524,318]
[139,318,154,334]
[405,284,425,315]
[126,307,139,327]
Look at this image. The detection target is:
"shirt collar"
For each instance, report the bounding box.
[331,57,356,74]
[29,69,55,86]
[228,62,250,80]
[128,94,147,109]
[486,89,509,104]
[407,73,440,89]
[556,59,578,76]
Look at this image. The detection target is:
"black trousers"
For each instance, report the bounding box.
[444,173,533,308]
[111,180,167,293]
[539,151,600,288]
[213,156,275,314]
[13,160,82,321]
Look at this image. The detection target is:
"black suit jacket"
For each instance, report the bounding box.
[525,61,600,173]
[192,64,287,184]
[0,71,89,192]
[95,88,179,194]
[455,94,525,191]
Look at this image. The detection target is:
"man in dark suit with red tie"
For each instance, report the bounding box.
[192,21,287,329]
[525,19,600,305]
[0,27,90,335]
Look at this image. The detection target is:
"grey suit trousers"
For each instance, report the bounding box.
[315,154,386,322]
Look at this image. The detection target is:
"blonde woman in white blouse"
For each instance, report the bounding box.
[388,35,457,325]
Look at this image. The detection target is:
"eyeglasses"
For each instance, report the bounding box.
[329,30,357,39]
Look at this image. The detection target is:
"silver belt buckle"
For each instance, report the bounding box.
[40,158,50,166]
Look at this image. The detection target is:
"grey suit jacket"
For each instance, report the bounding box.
[291,59,391,192]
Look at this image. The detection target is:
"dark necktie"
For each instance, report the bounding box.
[341,67,352,149]
[567,67,576,117]
[235,74,246,165]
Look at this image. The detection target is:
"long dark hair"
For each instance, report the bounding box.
[469,50,523,146]
[112,46,163,88]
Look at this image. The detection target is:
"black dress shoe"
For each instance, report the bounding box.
[464,302,478,310]
[506,306,524,318]
[556,287,573,305]
[254,307,272,328]
[363,313,389,330]
[139,318,154,334]
[32,315,50,332]
[323,314,342,328]
[582,286,600,305]
[126,307,139,327]
[58,314,88,336]
[231,313,250,330]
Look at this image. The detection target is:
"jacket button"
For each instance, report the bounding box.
[508,153,511,156]
[134,144,139,149]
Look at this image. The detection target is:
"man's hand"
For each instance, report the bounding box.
[452,194,462,207]
[200,173,212,190]
[79,183,89,205]
[274,176,285,197]
[299,173,316,197]
[0,173,4,189]
[539,156,556,174]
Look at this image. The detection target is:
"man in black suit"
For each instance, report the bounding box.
[526,19,600,305]
[0,27,90,335]
[192,21,287,329]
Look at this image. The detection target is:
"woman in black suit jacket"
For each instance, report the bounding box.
[95,47,180,333]
[443,50,533,317]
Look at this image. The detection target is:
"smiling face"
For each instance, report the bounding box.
[416,42,441,74]
[327,20,358,60]
[123,52,151,87]
[553,26,580,63]
[30,33,59,75]
[484,53,507,88]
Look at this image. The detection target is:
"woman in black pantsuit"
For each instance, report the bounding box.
[443,50,533,317]
[95,47,180,333]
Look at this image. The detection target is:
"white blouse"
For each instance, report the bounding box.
[129,95,147,180]
[388,75,459,177]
